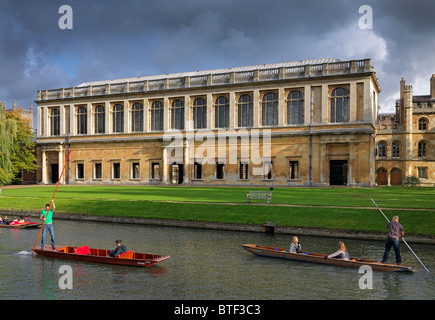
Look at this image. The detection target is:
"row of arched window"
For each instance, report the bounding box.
[49,88,351,135]
[378,140,429,158]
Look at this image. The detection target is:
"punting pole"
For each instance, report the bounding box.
[32,149,71,255]
[371,198,429,272]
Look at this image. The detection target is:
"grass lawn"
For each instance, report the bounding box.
[0,185,434,236]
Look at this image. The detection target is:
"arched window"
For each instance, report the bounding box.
[262,92,278,126]
[287,90,304,125]
[238,94,253,127]
[193,98,207,129]
[94,105,105,134]
[131,102,143,132]
[215,96,229,128]
[418,141,427,158]
[112,104,124,133]
[50,109,60,136]
[418,118,428,131]
[150,101,163,131]
[171,99,184,130]
[392,141,400,158]
[76,106,87,134]
[330,87,349,123]
[378,142,386,158]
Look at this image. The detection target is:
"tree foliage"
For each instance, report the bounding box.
[0,103,37,185]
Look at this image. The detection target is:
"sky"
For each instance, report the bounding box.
[1,0,434,120]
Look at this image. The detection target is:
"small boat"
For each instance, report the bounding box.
[0,222,41,229]
[33,245,170,267]
[242,244,413,272]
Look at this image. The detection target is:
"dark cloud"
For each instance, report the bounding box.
[0,0,434,117]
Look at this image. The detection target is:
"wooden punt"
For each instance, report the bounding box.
[33,245,170,267]
[242,244,413,272]
[0,222,41,229]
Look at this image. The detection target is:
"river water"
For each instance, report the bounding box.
[0,219,433,300]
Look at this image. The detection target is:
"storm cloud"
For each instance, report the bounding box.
[0,0,434,115]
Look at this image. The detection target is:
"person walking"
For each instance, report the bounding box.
[381,215,404,264]
[40,201,56,250]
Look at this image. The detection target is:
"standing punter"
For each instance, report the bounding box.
[40,201,56,250]
[381,215,404,264]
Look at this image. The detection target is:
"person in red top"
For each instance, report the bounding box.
[381,215,404,264]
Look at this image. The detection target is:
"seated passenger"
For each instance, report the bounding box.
[289,236,302,253]
[0,217,6,224]
[18,216,26,224]
[109,240,127,257]
[9,217,19,225]
[3,216,10,224]
[327,241,350,260]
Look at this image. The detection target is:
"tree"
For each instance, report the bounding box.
[0,103,37,185]
[0,103,17,184]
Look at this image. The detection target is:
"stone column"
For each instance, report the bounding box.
[229,91,236,129]
[253,89,260,128]
[42,151,47,184]
[206,93,213,129]
[162,146,168,184]
[58,146,63,184]
[278,88,285,126]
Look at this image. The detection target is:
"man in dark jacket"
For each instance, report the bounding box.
[381,216,404,264]
[109,240,127,257]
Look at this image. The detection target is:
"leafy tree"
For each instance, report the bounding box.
[0,103,37,185]
[0,103,17,184]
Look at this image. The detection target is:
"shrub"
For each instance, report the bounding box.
[404,175,420,186]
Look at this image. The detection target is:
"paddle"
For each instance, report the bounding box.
[32,149,71,255]
[371,198,429,272]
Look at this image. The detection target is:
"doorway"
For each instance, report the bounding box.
[51,164,59,184]
[390,168,402,186]
[329,160,348,185]
[171,163,184,184]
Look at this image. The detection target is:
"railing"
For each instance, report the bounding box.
[37,59,372,101]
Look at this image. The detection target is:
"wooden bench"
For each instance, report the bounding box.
[246,191,272,204]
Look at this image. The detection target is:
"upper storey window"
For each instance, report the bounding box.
[238,94,253,128]
[262,92,278,126]
[215,96,229,128]
[113,104,124,133]
[418,141,427,158]
[171,99,184,130]
[193,98,207,129]
[76,106,87,134]
[50,109,60,136]
[287,90,304,125]
[330,87,349,123]
[131,102,143,132]
[150,101,163,131]
[418,118,428,131]
[378,142,386,158]
[94,105,105,134]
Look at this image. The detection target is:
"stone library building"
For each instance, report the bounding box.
[35,58,385,187]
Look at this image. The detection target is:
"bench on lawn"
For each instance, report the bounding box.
[246,191,272,204]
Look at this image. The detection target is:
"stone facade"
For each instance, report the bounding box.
[35,58,380,187]
[375,75,435,186]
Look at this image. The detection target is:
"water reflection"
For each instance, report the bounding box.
[0,219,434,300]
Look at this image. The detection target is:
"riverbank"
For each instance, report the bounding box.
[4,209,435,244]
[1,185,434,243]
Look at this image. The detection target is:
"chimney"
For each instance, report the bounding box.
[431,74,435,98]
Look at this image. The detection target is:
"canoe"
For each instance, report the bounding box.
[0,222,41,229]
[33,245,170,267]
[242,244,413,272]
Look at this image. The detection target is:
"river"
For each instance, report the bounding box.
[0,219,433,301]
